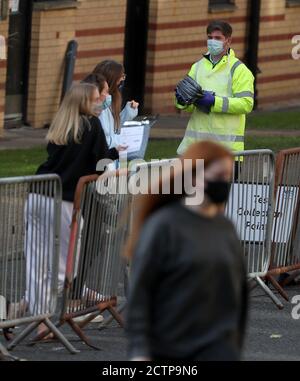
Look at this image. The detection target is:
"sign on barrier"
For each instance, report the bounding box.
[226,184,298,244]
[226,183,269,242]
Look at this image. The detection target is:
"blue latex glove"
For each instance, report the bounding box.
[194,91,215,113]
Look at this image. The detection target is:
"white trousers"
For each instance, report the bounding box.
[24,194,73,315]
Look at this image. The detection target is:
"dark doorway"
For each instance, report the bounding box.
[123,0,149,113]
[5,0,32,127]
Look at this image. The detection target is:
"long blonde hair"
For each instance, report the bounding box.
[46,82,98,145]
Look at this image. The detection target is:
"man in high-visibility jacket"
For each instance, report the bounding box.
[175,20,254,155]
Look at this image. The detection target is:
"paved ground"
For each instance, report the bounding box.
[1,285,300,361]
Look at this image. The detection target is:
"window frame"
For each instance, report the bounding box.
[208,0,236,13]
[286,0,300,7]
[33,0,79,11]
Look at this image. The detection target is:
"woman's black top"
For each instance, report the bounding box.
[36,116,118,202]
[126,201,248,361]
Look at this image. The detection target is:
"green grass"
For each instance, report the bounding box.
[1,136,299,178]
[0,108,299,177]
[0,147,47,178]
[247,109,300,130]
[246,136,300,152]
[145,136,300,160]
[144,140,181,161]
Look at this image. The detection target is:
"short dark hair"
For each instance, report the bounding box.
[82,73,107,93]
[207,20,232,38]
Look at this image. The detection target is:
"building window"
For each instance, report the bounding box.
[286,0,300,7]
[210,0,232,4]
[33,0,78,11]
[209,0,236,13]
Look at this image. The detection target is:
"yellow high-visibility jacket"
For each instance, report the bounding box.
[176,49,254,155]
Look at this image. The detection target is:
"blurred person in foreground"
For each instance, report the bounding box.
[125,140,248,361]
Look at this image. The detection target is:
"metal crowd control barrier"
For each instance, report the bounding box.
[266,147,300,300]
[0,175,78,355]
[225,150,283,308]
[31,169,131,349]
[130,152,280,307]
[94,159,182,332]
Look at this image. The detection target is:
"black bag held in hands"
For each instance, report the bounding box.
[175,75,204,105]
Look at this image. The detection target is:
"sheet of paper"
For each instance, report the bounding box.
[120,126,144,153]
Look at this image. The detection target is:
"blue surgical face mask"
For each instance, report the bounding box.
[207,39,224,56]
[92,103,103,116]
[102,94,112,110]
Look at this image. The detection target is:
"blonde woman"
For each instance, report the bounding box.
[24,82,124,336]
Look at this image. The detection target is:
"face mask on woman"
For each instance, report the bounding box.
[102,94,112,110]
[205,179,231,204]
[91,102,104,116]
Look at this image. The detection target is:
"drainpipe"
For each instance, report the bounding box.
[61,40,78,103]
[245,0,261,109]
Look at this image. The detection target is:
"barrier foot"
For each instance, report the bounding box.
[98,301,127,331]
[6,320,41,351]
[28,320,59,346]
[266,275,289,302]
[255,276,284,309]
[0,342,23,361]
[107,305,125,328]
[67,318,101,351]
[0,342,10,356]
[43,318,80,354]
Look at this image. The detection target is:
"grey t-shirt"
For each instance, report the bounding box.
[126,201,248,360]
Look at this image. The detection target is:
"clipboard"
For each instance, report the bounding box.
[119,119,156,161]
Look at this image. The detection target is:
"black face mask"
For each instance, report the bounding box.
[205,180,230,204]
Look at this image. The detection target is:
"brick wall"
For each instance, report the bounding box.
[27,5,76,128]
[73,0,127,81]
[0,14,9,136]
[2,0,300,131]
[27,0,127,128]
[256,0,300,109]
[145,0,300,114]
[144,0,249,114]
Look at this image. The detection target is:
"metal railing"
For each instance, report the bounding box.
[266,147,300,301]
[129,152,280,306]
[31,170,131,350]
[0,175,77,354]
[225,150,283,307]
